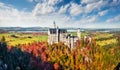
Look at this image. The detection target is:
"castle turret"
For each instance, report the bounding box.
[77,28,81,40]
[56,26,59,43]
[48,28,50,43]
[53,21,56,28]
[70,34,74,50]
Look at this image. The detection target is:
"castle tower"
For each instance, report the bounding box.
[53,21,56,28]
[70,34,74,50]
[77,28,81,40]
[48,28,50,43]
[67,36,71,48]
[56,26,59,43]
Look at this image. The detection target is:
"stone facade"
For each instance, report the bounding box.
[48,22,81,49]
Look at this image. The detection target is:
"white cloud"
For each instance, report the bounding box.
[79,15,98,23]
[32,0,63,15]
[69,0,108,16]
[0,1,109,28]
[32,3,55,15]
[85,0,108,13]
[58,4,70,14]
[81,0,97,4]
[47,0,62,5]
[28,0,33,2]
[28,0,62,5]
[69,3,83,16]
[98,10,108,16]
[0,2,4,6]
[0,2,73,27]
[106,14,120,23]
[110,0,120,7]
[0,2,37,27]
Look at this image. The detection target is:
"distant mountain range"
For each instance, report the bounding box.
[0,27,120,32]
[0,27,48,31]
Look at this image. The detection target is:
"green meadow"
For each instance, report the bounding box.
[0,33,47,46]
[0,31,119,47]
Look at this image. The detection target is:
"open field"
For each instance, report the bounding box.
[93,32,118,47]
[0,31,119,47]
[71,31,119,47]
[0,32,47,46]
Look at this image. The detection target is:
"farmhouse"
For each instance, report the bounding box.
[48,21,81,49]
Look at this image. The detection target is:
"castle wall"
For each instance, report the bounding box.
[59,33,67,42]
[48,34,58,44]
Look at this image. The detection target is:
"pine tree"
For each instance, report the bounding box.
[0,36,7,58]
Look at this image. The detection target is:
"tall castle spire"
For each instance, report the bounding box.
[77,28,81,39]
[53,21,56,28]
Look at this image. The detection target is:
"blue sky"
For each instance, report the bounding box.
[0,0,120,28]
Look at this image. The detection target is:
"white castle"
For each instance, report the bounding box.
[48,21,81,49]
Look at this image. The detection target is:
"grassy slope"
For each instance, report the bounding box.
[0,33,47,46]
[0,32,116,46]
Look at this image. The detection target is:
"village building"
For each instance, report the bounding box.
[48,21,81,49]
